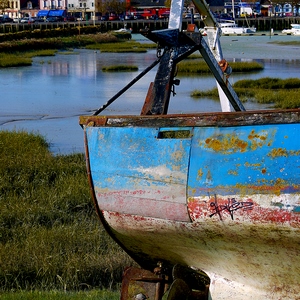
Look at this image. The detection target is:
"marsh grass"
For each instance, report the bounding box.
[268,41,300,46]
[0,33,120,54]
[0,53,32,67]
[0,50,58,67]
[57,51,79,55]
[178,59,264,74]
[0,131,134,292]
[0,33,124,68]
[86,41,155,53]
[191,77,300,109]
[102,65,138,72]
[0,289,119,300]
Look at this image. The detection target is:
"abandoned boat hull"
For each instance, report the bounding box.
[80,110,300,299]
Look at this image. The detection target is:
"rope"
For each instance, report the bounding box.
[93,57,162,116]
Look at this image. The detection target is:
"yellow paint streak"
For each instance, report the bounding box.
[228,170,238,176]
[204,130,272,154]
[248,130,270,151]
[205,135,248,154]
[245,162,261,167]
[197,168,204,180]
[268,148,288,158]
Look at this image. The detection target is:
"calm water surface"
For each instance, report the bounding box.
[1,33,300,154]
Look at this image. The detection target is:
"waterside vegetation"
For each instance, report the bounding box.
[0,289,119,300]
[178,60,264,74]
[86,41,156,52]
[102,65,138,72]
[191,77,300,109]
[0,50,57,67]
[0,131,134,294]
[0,33,155,67]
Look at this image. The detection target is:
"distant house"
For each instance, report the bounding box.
[2,1,20,18]
[3,0,38,18]
[67,0,97,20]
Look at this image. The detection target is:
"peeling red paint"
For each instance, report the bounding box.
[187,197,300,227]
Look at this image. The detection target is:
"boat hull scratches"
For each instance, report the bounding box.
[103,210,300,299]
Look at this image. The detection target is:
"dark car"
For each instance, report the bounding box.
[149,15,158,20]
[1,16,13,23]
[159,13,169,19]
[124,14,134,20]
[35,17,45,22]
[100,15,108,21]
[134,14,144,20]
[66,16,75,21]
[46,17,58,22]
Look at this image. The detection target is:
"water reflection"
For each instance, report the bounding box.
[1,34,300,154]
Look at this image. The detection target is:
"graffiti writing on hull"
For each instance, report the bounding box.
[209,195,253,220]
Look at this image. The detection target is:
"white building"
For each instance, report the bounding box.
[39,0,67,10]
[3,0,20,18]
[67,0,96,19]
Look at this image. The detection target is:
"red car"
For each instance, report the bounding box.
[109,15,119,21]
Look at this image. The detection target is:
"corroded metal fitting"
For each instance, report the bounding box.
[219,59,232,76]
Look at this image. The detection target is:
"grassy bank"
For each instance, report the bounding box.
[0,131,134,293]
[0,35,155,67]
[86,41,156,52]
[191,77,300,109]
[178,59,264,74]
[0,290,119,300]
[0,50,57,67]
[102,65,138,72]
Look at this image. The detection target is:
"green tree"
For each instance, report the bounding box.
[165,0,191,9]
[104,0,126,14]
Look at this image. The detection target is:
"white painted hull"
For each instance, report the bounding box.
[102,208,300,299]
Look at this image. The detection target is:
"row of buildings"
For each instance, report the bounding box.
[2,0,100,20]
[2,0,167,20]
[1,0,298,22]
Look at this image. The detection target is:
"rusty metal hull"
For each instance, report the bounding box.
[80,109,300,299]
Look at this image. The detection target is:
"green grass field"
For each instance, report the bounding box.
[0,290,119,300]
[0,131,134,296]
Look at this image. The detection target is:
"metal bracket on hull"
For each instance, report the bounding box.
[121,264,210,300]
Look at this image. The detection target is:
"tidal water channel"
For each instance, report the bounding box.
[1,33,300,154]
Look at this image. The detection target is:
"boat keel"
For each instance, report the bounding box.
[121,263,210,300]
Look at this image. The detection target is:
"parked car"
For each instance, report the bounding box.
[149,14,158,20]
[124,14,134,20]
[159,13,170,19]
[194,13,201,19]
[13,17,20,23]
[35,17,45,22]
[46,17,57,22]
[108,15,119,21]
[20,17,35,23]
[134,14,144,20]
[66,16,75,21]
[1,16,13,23]
[100,15,108,21]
